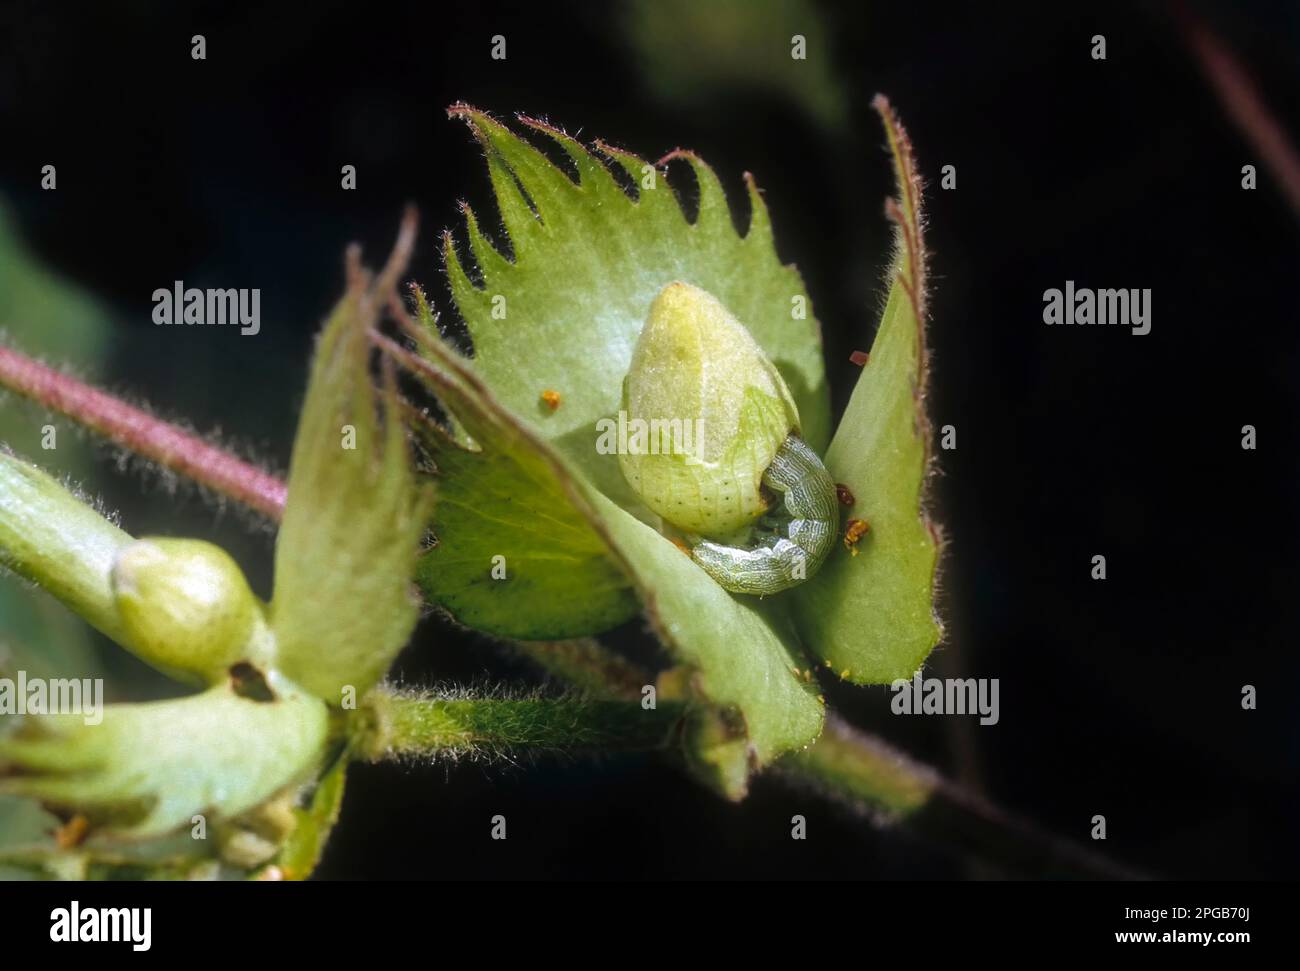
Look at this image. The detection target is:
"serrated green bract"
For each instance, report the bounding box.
[790,97,942,683]
[271,278,433,702]
[441,107,830,508]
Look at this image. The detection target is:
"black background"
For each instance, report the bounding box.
[1,0,1296,878]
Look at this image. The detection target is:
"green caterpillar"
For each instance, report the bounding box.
[690,435,838,595]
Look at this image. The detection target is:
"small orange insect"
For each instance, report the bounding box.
[843,518,870,555]
[540,390,562,411]
[54,814,90,849]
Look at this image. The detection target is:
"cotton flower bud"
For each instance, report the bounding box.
[110,538,264,683]
[618,281,800,537]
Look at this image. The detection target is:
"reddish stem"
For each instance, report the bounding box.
[1176,4,1300,217]
[0,346,288,520]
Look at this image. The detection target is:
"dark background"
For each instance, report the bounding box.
[1,0,1296,878]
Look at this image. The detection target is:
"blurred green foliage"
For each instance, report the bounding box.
[624,0,849,132]
[0,201,112,683]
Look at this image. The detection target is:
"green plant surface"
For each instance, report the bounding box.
[361,689,686,760]
[0,451,134,646]
[270,271,433,703]
[790,98,943,682]
[271,751,348,881]
[0,794,62,879]
[0,677,328,839]
[409,290,639,639]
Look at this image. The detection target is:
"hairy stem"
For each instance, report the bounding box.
[0,345,287,520]
[359,690,685,761]
[0,450,133,643]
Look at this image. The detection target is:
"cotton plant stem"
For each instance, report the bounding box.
[359,691,685,761]
[1,335,1139,877]
[0,346,287,520]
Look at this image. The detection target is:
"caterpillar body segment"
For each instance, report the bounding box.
[690,435,839,595]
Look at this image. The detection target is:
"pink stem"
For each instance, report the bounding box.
[1177,5,1300,217]
[0,345,287,520]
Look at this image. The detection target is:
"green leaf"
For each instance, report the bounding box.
[441,106,830,511]
[270,270,433,702]
[790,96,942,683]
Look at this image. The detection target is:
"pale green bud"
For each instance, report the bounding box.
[619,281,799,537]
[110,538,265,684]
